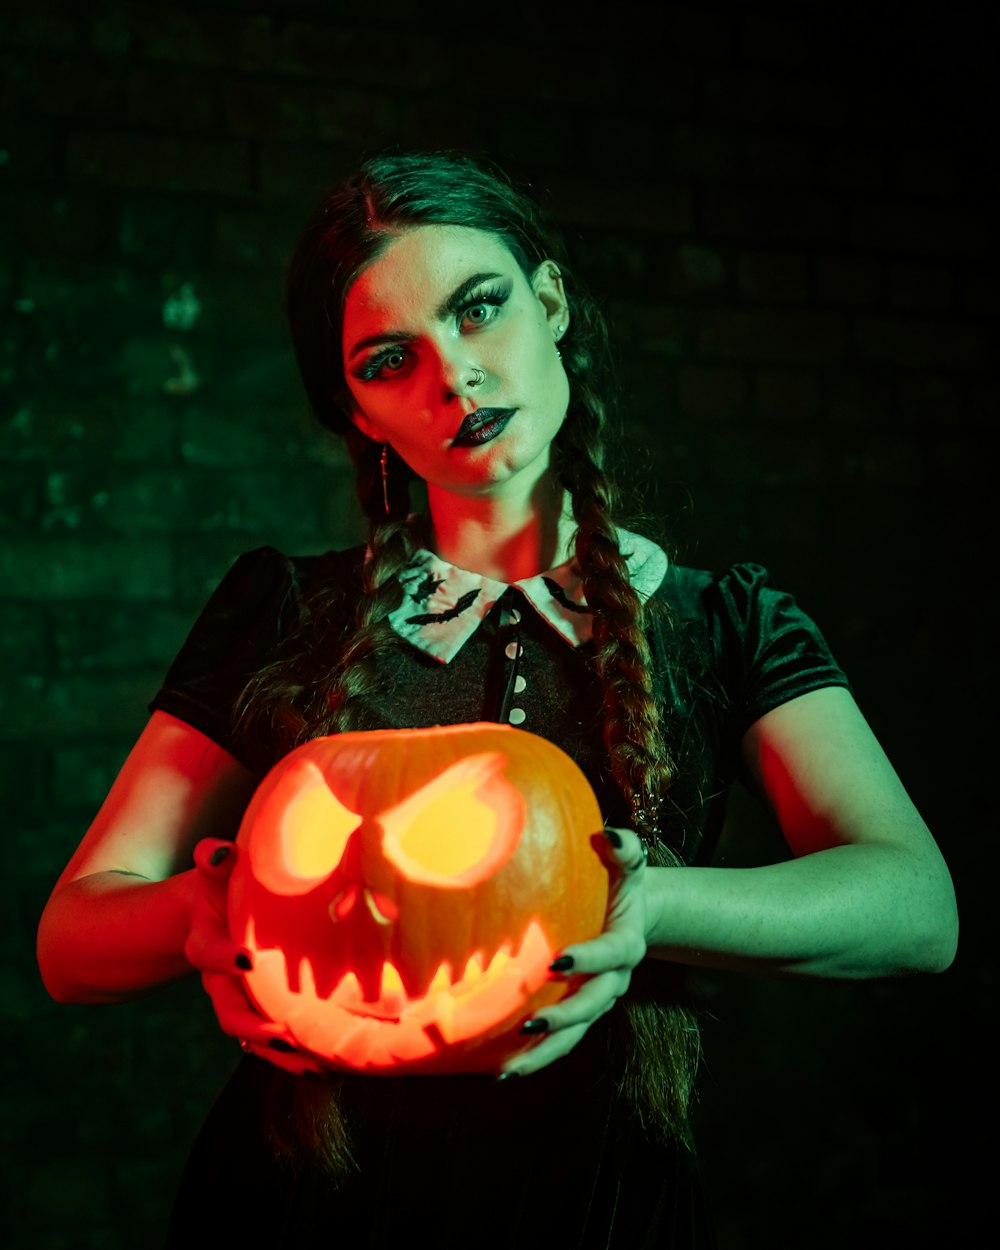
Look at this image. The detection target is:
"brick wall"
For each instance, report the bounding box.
[2,3,992,1246]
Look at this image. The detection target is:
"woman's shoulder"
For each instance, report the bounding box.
[203,543,368,622]
[227,543,366,592]
[658,559,777,618]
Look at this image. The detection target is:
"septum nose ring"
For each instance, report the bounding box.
[467,367,485,387]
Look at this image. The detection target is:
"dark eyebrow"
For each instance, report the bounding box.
[347,271,504,362]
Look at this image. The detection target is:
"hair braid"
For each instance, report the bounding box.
[322,437,418,733]
[555,407,699,1146]
[556,402,674,838]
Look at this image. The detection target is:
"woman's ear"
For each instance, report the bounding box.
[346,404,384,443]
[531,260,570,339]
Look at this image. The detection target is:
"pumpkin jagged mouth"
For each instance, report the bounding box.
[239,917,555,1067]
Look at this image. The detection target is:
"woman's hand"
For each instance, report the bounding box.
[186,837,325,1078]
[499,824,650,1079]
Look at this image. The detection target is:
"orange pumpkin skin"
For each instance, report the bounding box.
[227,723,609,1075]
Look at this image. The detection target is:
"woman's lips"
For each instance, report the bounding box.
[452,408,516,447]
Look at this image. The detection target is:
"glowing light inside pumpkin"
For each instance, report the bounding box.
[380,753,523,886]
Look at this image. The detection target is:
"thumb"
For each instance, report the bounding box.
[601,824,649,876]
[193,837,239,880]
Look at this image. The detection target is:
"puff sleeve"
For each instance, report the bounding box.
[708,561,851,738]
[148,546,300,771]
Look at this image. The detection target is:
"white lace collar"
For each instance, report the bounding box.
[386,527,668,664]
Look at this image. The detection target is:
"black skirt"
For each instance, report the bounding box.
[165,1020,716,1250]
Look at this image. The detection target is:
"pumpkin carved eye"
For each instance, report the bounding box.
[380,753,523,887]
[250,759,361,895]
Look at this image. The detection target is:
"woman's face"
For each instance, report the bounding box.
[341,225,569,501]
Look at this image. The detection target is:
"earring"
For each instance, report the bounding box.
[380,442,390,517]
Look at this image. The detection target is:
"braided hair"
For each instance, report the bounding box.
[243,150,701,1170]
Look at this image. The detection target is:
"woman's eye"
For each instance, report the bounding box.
[464,302,493,325]
[459,287,508,331]
[360,349,408,381]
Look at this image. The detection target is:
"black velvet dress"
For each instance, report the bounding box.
[152,542,850,1249]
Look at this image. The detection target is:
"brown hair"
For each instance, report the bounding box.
[243,150,701,1172]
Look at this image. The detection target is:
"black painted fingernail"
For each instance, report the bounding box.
[549,955,574,973]
[604,827,623,848]
[234,952,253,971]
[519,1017,549,1036]
[210,845,231,866]
[269,1038,296,1053]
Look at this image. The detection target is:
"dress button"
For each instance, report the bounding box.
[504,641,522,660]
[514,675,526,694]
[509,607,521,624]
[508,707,526,725]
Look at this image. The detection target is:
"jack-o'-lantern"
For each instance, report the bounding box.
[227,723,608,1075]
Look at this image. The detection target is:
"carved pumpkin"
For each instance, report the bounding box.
[227,722,608,1075]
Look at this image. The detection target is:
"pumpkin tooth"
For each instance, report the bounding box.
[462,952,485,982]
[428,962,453,995]
[380,961,406,995]
[298,956,319,1000]
[515,921,553,992]
[485,945,513,979]
[377,961,408,1016]
[433,994,458,1042]
[331,970,362,1008]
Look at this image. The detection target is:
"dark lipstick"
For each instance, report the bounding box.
[452,408,516,448]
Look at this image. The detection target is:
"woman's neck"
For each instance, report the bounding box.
[425,475,576,583]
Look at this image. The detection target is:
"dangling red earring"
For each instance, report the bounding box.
[381,443,390,517]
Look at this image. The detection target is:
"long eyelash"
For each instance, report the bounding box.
[356,347,401,382]
[459,285,509,317]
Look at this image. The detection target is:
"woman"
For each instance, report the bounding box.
[36,151,958,1248]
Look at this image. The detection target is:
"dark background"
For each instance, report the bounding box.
[1,2,994,1246]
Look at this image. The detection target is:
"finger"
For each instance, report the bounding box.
[554,921,646,976]
[500,1017,595,1078]
[201,970,274,1039]
[602,824,649,875]
[185,928,254,976]
[523,969,629,1036]
[238,1038,327,1079]
[193,837,239,878]
[201,971,316,1070]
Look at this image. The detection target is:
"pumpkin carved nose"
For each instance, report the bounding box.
[329,884,399,925]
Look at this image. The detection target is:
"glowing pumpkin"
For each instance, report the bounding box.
[227,722,608,1075]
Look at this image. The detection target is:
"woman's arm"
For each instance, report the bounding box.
[502,685,957,1076]
[643,685,958,978]
[36,710,258,1003]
